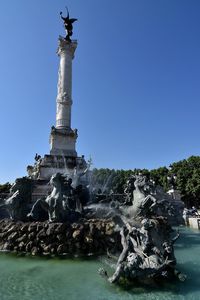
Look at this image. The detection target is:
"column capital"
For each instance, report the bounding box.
[57,36,77,58]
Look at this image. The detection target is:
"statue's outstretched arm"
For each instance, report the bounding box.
[99,229,128,285]
[60,11,66,21]
[172,231,180,244]
[107,229,128,284]
[108,264,123,283]
[117,228,129,265]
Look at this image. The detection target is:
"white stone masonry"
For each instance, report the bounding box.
[49,36,78,157]
[56,36,77,129]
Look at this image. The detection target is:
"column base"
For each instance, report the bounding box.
[49,126,78,157]
[27,154,87,181]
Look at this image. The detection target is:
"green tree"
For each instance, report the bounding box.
[0,182,11,193]
[91,156,200,207]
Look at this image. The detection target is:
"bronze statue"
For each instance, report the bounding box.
[0,177,32,221]
[60,7,77,41]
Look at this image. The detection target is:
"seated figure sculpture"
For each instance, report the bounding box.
[99,220,185,284]
[0,177,32,220]
[28,173,67,222]
[99,226,166,283]
[28,172,88,222]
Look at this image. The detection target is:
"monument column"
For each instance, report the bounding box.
[49,36,78,157]
[28,11,89,181]
[56,36,77,129]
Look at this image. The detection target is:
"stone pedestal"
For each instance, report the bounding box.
[50,127,77,157]
[28,154,87,180]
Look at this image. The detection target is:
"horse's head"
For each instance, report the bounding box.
[10,177,31,194]
[50,173,65,187]
[134,175,147,188]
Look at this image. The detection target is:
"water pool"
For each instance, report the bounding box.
[0,226,199,300]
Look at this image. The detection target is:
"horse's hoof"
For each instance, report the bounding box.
[27,213,34,220]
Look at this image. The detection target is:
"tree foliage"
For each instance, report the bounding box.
[0,182,11,194]
[91,156,200,207]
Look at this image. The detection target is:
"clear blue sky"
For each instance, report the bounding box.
[0,0,200,183]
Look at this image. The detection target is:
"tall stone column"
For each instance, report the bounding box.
[50,36,78,157]
[56,36,77,129]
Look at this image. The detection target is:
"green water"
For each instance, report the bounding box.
[0,226,199,300]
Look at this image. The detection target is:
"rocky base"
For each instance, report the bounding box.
[0,219,121,257]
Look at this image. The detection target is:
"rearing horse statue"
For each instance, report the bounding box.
[126,175,157,218]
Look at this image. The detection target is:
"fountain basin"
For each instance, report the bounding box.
[0,219,121,257]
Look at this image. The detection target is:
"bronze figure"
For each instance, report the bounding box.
[60,7,77,41]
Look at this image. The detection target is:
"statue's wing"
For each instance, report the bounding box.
[70,18,78,23]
